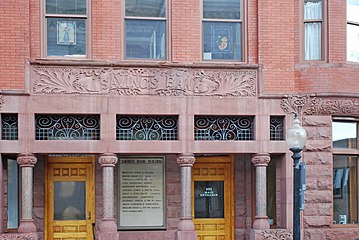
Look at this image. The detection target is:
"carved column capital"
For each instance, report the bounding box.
[17,154,37,167]
[99,153,118,167]
[251,153,271,167]
[177,153,195,167]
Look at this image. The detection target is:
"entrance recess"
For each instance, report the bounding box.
[192,156,234,240]
[45,156,95,240]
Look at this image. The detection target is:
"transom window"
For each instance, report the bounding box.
[44,0,88,57]
[347,0,359,62]
[125,0,167,60]
[303,0,325,61]
[202,0,242,61]
[332,119,359,224]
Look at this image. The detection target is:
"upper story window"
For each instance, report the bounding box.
[202,0,242,61]
[44,0,88,58]
[347,0,359,62]
[303,0,325,61]
[125,0,167,60]
[332,119,359,224]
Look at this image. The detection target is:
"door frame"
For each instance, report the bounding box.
[192,155,235,240]
[44,155,96,240]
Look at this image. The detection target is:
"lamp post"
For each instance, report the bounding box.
[286,116,307,240]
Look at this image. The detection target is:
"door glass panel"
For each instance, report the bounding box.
[54,181,86,220]
[194,181,224,218]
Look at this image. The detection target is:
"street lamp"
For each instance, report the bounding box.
[286,115,307,240]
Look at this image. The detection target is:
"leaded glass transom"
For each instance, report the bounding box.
[116,115,178,140]
[270,116,284,141]
[1,114,18,140]
[194,116,254,141]
[35,114,100,140]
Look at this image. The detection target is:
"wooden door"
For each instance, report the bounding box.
[192,156,234,240]
[45,156,95,240]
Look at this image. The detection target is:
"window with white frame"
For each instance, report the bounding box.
[125,0,167,60]
[202,0,242,61]
[347,0,359,62]
[303,0,324,60]
[332,119,359,224]
[45,0,88,57]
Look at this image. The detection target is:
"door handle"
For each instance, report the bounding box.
[88,211,91,220]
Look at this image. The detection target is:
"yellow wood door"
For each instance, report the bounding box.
[192,156,234,240]
[45,156,95,240]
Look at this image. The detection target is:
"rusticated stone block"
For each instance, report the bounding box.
[305,177,318,191]
[317,177,332,190]
[306,127,331,140]
[303,216,331,227]
[304,229,326,240]
[304,140,332,152]
[302,116,331,127]
[306,165,332,177]
[326,229,359,240]
[303,152,331,165]
[305,191,332,203]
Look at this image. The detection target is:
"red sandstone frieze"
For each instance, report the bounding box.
[281,94,359,117]
[31,66,257,97]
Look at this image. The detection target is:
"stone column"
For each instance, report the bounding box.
[98,153,119,240]
[176,153,197,240]
[251,153,271,229]
[17,153,37,233]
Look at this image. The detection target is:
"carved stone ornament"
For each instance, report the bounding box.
[0,233,37,240]
[99,153,118,167]
[177,153,195,167]
[260,229,293,240]
[17,154,37,167]
[310,97,359,116]
[280,94,317,116]
[32,66,257,97]
[251,153,271,167]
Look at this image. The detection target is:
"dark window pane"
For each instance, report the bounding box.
[267,160,276,225]
[54,181,86,220]
[203,22,241,61]
[46,0,86,15]
[47,18,86,57]
[7,159,19,228]
[333,156,358,224]
[125,20,166,59]
[126,0,166,17]
[203,0,240,19]
[194,181,224,218]
[333,122,357,149]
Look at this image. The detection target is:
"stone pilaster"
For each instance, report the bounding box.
[176,153,197,240]
[17,153,37,233]
[251,153,271,229]
[98,153,119,240]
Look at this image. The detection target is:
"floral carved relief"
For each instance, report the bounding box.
[281,94,359,117]
[32,66,257,97]
[251,153,271,167]
[260,229,293,240]
[99,153,118,167]
[17,154,37,167]
[177,153,195,167]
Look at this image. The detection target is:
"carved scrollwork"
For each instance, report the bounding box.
[260,229,293,240]
[177,153,195,167]
[0,91,4,110]
[32,66,257,97]
[311,98,359,116]
[280,94,317,116]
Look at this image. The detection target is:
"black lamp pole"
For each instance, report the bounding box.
[290,147,303,240]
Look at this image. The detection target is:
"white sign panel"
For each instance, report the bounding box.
[118,157,166,229]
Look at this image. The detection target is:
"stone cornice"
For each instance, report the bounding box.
[99,153,118,167]
[177,153,195,167]
[281,94,359,117]
[17,153,37,167]
[251,153,271,167]
[31,65,257,97]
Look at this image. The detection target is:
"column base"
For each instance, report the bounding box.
[252,216,270,230]
[99,218,118,233]
[18,219,37,233]
[176,217,197,240]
